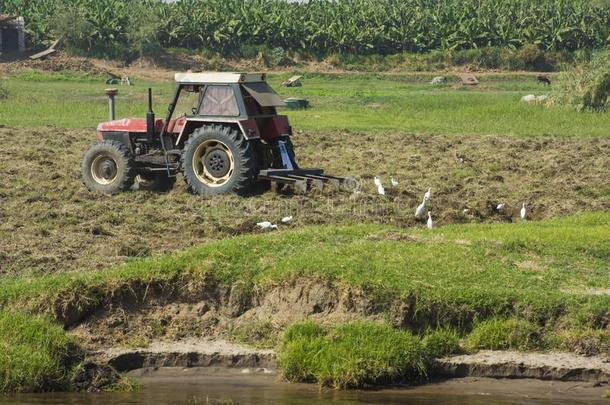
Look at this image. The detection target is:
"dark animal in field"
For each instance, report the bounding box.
[537,75,551,85]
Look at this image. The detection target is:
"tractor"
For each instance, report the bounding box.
[81,72,352,195]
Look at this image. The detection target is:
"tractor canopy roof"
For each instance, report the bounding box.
[174,72,285,107]
[174,72,267,84]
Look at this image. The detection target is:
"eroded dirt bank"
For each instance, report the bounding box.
[1,125,608,275]
[68,278,379,350]
[49,275,610,386]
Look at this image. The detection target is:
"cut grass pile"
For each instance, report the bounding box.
[1,71,609,137]
[279,321,427,388]
[0,311,76,393]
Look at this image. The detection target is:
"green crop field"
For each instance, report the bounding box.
[3,0,609,56]
[1,71,609,137]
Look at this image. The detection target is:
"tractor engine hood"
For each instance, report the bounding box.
[97,118,165,133]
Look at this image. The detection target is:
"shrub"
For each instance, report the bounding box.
[515,44,551,71]
[465,318,540,351]
[264,47,292,67]
[0,311,78,393]
[421,328,461,358]
[550,51,610,111]
[557,328,610,356]
[279,321,427,388]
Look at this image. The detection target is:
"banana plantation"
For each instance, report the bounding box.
[1,0,609,56]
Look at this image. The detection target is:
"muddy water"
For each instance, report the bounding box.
[2,371,607,405]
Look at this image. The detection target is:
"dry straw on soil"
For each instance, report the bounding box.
[0,126,608,275]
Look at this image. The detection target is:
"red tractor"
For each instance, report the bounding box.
[81,72,351,195]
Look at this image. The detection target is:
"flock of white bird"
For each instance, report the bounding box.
[373,177,528,230]
[256,215,293,230]
[255,177,529,231]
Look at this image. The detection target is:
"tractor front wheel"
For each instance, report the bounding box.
[181,125,257,195]
[81,140,135,195]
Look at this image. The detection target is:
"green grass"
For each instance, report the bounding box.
[1,71,608,137]
[0,311,76,393]
[465,318,540,351]
[421,328,461,358]
[279,320,427,388]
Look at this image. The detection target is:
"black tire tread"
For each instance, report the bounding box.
[81,140,136,195]
[181,125,257,195]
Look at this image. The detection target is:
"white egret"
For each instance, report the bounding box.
[427,211,433,229]
[390,177,399,187]
[424,188,432,200]
[415,196,428,218]
[520,203,527,220]
[256,221,278,230]
[281,216,293,224]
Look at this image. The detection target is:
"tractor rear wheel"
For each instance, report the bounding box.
[181,125,257,195]
[135,172,176,192]
[81,140,135,195]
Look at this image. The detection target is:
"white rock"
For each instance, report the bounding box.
[521,94,537,103]
[430,76,447,85]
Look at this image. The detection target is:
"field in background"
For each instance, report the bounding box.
[1,71,609,137]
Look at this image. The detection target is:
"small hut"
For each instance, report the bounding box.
[0,14,25,54]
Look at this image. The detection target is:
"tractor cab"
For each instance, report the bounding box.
[84,72,353,196]
[168,72,292,147]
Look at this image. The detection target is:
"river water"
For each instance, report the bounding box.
[2,370,607,404]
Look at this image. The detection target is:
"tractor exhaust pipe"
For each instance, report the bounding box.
[105,88,118,121]
[146,88,155,142]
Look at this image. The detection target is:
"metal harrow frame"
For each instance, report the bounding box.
[258,169,356,193]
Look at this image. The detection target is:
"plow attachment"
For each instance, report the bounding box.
[258,169,357,193]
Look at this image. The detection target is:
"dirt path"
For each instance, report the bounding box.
[434,350,610,382]
[0,126,608,274]
[97,338,276,372]
[0,52,563,80]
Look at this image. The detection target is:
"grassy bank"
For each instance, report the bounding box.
[0,213,608,389]
[0,213,608,390]
[1,71,609,137]
[1,212,609,329]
